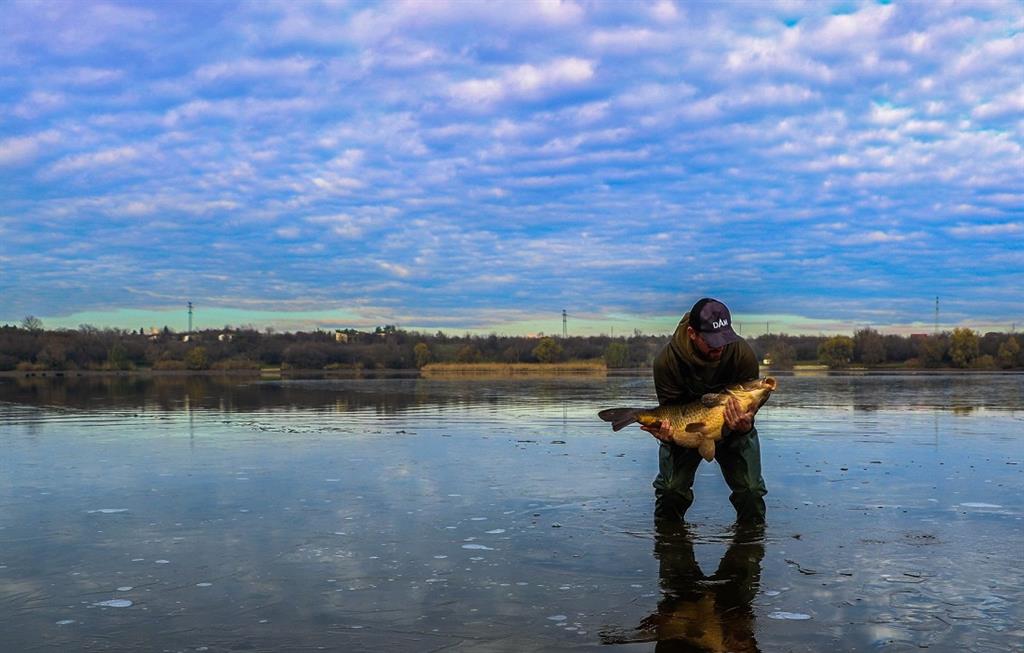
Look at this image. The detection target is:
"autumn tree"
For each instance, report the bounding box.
[818,336,855,369]
[413,342,431,368]
[949,328,979,368]
[854,328,886,365]
[185,347,209,370]
[758,335,795,369]
[455,344,482,363]
[916,335,948,368]
[603,342,629,368]
[107,343,131,370]
[532,337,564,363]
[996,336,1020,369]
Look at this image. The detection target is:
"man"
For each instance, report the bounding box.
[642,298,767,524]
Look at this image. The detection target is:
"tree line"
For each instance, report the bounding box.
[2,317,1021,372]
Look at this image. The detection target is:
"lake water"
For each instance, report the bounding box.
[0,373,1021,652]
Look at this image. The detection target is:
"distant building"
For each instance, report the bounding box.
[218,333,234,342]
[335,330,348,343]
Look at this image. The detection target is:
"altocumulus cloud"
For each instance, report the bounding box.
[0,0,1021,335]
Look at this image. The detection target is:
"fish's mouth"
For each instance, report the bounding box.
[762,377,777,391]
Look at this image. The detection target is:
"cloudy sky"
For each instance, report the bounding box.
[1,0,1021,336]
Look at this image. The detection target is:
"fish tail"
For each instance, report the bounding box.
[597,408,639,432]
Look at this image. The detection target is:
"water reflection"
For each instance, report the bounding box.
[0,374,613,416]
[0,374,1021,651]
[604,525,764,652]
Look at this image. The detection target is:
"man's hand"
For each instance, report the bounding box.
[724,397,755,435]
[640,419,674,444]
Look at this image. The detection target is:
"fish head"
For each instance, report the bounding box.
[734,377,776,410]
[753,376,776,408]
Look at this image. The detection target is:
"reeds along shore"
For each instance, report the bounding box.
[421,360,607,377]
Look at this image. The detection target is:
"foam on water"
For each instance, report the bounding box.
[94,599,133,608]
[768,611,811,620]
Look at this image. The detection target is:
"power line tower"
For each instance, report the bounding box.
[934,296,939,335]
[188,301,193,333]
[562,309,567,338]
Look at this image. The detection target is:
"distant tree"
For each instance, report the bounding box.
[818,336,855,369]
[766,340,795,369]
[21,315,43,332]
[532,337,564,363]
[973,354,996,370]
[39,340,69,369]
[949,328,979,368]
[455,344,482,363]
[854,328,886,365]
[107,343,131,370]
[603,342,629,368]
[414,342,431,368]
[185,346,209,370]
[996,336,1020,369]
[917,335,948,368]
[282,342,331,369]
[883,334,915,363]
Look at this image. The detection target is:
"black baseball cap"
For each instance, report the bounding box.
[688,297,741,349]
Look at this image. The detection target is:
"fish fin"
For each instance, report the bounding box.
[597,408,638,432]
[698,440,716,462]
[684,422,708,434]
[701,393,727,407]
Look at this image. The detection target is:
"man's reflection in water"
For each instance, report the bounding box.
[605,522,765,652]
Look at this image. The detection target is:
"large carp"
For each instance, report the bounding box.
[597,377,777,462]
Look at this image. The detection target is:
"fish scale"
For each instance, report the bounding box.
[597,377,777,462]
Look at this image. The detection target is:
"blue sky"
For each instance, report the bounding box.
[1,0,1021,336]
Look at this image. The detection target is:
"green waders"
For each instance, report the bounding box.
[653,429,767,524]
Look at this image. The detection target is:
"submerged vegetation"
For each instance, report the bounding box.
[2,318,1022,372]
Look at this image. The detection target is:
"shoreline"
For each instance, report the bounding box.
[1,367,1021,379]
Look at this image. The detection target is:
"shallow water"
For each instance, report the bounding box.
[0,373,1021,652]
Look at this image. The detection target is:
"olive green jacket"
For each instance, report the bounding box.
[653,313,760,407]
